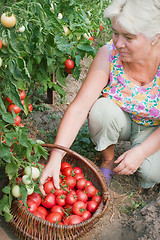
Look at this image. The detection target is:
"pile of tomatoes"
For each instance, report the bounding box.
[25,161,102,225]
[5,89,33,126]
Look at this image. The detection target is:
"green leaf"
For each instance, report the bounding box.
[20,184,28,207]
[4,211,13,222]
[77,43,95,53]
[2,186,11,194]
[56,68,66,86]
[5,161,18,180]
[0,195,9,214]
[2,113,14,124]
[0,94,7,114]
[53,83,66,97]
[0,144,11,163]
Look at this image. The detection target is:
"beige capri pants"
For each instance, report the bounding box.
[88,97,160,189]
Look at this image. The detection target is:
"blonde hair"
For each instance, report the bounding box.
[104,0,160,39]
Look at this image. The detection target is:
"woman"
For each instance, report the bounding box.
[40,0,160,194]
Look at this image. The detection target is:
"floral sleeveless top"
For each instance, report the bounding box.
[103,40,160,126]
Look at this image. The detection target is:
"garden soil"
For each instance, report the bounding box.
[1,57,160,240]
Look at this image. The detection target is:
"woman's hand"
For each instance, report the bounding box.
[113,145,145,175]
[39,152,62,195]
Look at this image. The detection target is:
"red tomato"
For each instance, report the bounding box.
[89,36,93,41]
[8,104,21,114]
[0,40,2,50]
[62,167,72,176]
[76,190,88,203]
[19,90,26,100]
[43,180,55,194]
[27,192,42,207]
[65,193,77,205]
[65,68,72,74]
[51,205,65,218]
[42,193,56,209]
[64,176,76,189]
[14,115,21,126]
[64,204,73,214]
[60,162,71,171]
[27,199,38,213]
[74,173,84,181]
[54,188,65,196]
[46,212,62,223]
[37,206,48,217]
[91,195,102,205]
[72,167,82,174]
[81,210,92,221]
[67,215,83,225]
[28,103,33,112]
[64,59,74,70]
[5,97,13,103]
[76,178,87,190]
[85,180,92,186]
[84,185,96,198]
[63,216,70,225]
[86,200,98,213]
[99,25,103,31]
[56,194,66,206]
[72,201,86,216]
[33,211,45,220]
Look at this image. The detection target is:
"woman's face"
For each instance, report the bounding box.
[112,17,152,63]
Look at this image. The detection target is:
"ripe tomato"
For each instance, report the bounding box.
[64,59,74,70]
[65,193,77,205]
[56,194,66,206]
[37,206,48,217]
[72,201,86,216]
[91,195,102,205]
[8,104,21,114]
[27,192,42,207]
[33,211,45,220]
[72,167,82,175]
[85,180,93,186]
[86,200,98,213]
[65,68,72,74]
[51,205,65,218]
[76,178,87,190]
[43,180,55,194]
[74,173,84,181]
[28,103,33,112]
[42,193,56,209]
[19,90,26,100]
[89,36,93,41]
[62,167,72,176]
[0,40,2,50]
[5,97,13,103]
[14,115,21,126]
[27,199,38,213]
[67,215,83,225]
[1,13,16,28]
[46,212,62,223]
[99,25,103,31]
[54,188,65,196]
[64,176,76,189]
[60,162,71,171]
[84,185,97,198]
[64,204,73,214]
[76,190,88,203]
[81,210,92,221]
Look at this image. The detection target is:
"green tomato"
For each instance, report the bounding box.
[22,175,31,185]
[26,185,34,195]
[12,185,21,198]
[24,166,40,179]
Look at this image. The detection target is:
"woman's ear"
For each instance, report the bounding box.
[152,33,160,45]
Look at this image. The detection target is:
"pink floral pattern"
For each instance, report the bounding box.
[103,40,160,126]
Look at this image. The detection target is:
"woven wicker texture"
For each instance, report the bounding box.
[9,144,110,240]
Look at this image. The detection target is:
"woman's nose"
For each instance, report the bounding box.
[115,36,125,48]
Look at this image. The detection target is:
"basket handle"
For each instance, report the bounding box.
[41,143,110,205]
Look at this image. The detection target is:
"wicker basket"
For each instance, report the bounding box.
[9,144,110,240]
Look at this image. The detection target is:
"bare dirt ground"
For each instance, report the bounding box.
[16,57,160,239]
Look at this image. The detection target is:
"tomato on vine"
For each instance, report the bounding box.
[1,13,16,28]
[64,59,74,70]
